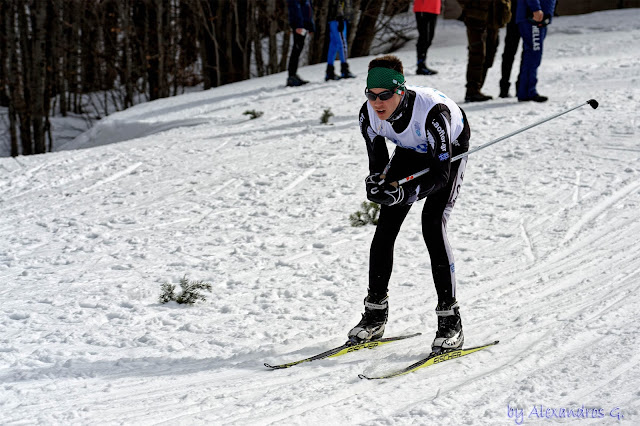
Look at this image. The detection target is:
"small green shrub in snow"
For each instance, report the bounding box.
[349,201,380,227]
[320,108,334,124]
[159,276,212,305]
[243,110,264,119]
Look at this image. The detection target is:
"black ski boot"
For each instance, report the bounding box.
[431,300,464,353]
[348,294,388,343]
[325,64,341,81]
[340,62,356,79]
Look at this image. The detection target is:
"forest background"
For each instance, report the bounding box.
[0,0,637,157]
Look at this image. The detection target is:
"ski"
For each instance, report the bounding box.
[264,333,422,370]
[358,340,499,380]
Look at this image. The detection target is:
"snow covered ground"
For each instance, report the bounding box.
[1,9,639,425]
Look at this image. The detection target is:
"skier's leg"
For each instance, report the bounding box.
[422,157,467,351]
[369,203,412,297]
[348,203,412,342]
[421,157,466,305]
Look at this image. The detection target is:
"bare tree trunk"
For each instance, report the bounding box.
[348,0,362,52]
[71,0,82,114]
[221,1,233,85]
[178,0,200,88]
[30,0,49,154]
[133,2,150,101]
[197,0,221,88]
[54,0,67,117]
[119,0,134,108]
[0,1,9,108]
[81,3,98,93]
[169,0,179,96]
[8,100,19,157]
[264,0,277,75]
[308,0,329,65]
[232,0,252,83]
[150,0,168,100]
[3,1,20,156]
[157,0,167,99]
[144,2,159,100]
[45,0,57,151]
[101,0,119,91]
[351,0,385,57]
[17,3,33,155]
[253,2,265,77]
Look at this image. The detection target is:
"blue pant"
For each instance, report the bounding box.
[327,20,348,64]
[517,22,547,99]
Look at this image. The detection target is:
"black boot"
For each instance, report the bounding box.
[416,61,438,75]
[519,94,548,103]
[465,91,493,102]
[348,294,388,343]
[340,62,356,79]
[286,75,308,87]
[431,300,464,353]
[325,64,340,81]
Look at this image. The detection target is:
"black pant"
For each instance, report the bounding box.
[500,0,520,90]
[288,33,306,77]
[415,12,438,64]
[368,157,467,306]
[464,20,500,95]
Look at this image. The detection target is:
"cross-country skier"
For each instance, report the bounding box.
[348,55,471,353]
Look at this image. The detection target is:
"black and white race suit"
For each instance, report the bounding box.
[359,86,470,304]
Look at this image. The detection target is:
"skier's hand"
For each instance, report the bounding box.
[365,173,383,186]
[338,18,345,32]
[366,174,405,206]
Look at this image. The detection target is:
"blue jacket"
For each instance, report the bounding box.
[287,0,316,32]
[516,0,556,24]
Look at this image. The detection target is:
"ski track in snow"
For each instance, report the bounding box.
[81,162,143,193]
[1,10,640,425]
[562,177,640,244]
[282,167,317,193]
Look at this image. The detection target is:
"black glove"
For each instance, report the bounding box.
[365,173,383,189]
[338,18,345,32]
[365,174,405,206]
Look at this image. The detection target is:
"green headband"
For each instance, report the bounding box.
[366,67,406,93]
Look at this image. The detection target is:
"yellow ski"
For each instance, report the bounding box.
[264,333,422,370]
[358,340,499,380]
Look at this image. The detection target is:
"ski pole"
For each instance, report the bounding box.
[394,99,599,186]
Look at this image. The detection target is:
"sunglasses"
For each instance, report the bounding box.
[365,89,395,101]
